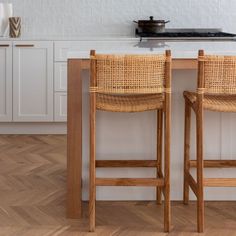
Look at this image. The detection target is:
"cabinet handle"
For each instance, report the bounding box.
[15,44,34,47]
[0,44,10,47]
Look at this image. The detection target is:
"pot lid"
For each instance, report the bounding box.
[137,16,167,24]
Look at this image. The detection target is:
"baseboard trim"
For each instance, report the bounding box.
[0,123,67,134]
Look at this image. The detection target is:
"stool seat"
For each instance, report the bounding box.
[96,93,164,112]
[184,91,236,112]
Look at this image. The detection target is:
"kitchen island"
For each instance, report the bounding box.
[67,39,236,219]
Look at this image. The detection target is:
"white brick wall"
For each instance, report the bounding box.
[1,0,236,37]
[2,0,236,201]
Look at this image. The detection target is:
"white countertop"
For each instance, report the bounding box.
[2,35,236,59]
[0,35,138,41]
[67,39,236,59]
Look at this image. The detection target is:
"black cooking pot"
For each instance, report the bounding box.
[134,16,170,33]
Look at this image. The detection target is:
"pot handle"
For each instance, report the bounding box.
[133,20,138,24]
[165,20,170,24]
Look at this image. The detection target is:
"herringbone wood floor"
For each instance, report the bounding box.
[1,135,236,235]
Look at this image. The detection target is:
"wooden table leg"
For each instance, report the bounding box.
[67,59,83,218]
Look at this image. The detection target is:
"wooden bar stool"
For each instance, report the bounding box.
[89,50,172,232]
[183,50,236,232]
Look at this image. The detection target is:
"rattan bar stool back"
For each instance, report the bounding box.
[183,50,236,233]
[89,50,172,232]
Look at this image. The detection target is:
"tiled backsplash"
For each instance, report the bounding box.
[1,0,236,37]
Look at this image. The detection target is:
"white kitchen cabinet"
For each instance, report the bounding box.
[54,93,67,121]
[13,41,53,122]
[0,42,12,122]
[54,62,67,121]
[54,42,70,122]
[54,62,67,91]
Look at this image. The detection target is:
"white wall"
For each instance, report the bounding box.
[1,0,236,37]
[2,0,236,201]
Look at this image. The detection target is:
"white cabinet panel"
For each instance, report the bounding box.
[13,41,53,122]
[54,41,82,61]
[54,92,67,122]
[54,62,67,91]
[0,42,12,122]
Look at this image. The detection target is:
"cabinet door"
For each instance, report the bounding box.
[54,92,67,122]
[0,42,12,122]
[13,41,53,122]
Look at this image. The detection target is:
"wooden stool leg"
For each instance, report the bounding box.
[196,109,204,233]
[157,109,163,205]
[164,106,171,232]
[164,50,171,233]
[183,101,191,205]
[89,94,96,232]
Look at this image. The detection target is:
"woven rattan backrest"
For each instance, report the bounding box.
[198,51,236,94]
[90,52,170,94]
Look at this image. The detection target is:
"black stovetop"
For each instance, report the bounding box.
[136,28,236,40]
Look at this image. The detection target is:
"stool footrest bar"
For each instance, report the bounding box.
[96,178,165,186]
[190,160,236,168]
[96,160,159,168]
[204,178,236,187]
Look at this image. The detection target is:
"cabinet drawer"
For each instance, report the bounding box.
[54,92,67,122]
[54,41,82,62]
[54,62,67,91]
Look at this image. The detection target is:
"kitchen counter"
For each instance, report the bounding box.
[67,39,236,59]
[2,36,236,58]
[66,39,236,219]
[0,36,139,41]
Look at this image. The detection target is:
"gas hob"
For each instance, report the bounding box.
[136,28,236,41]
